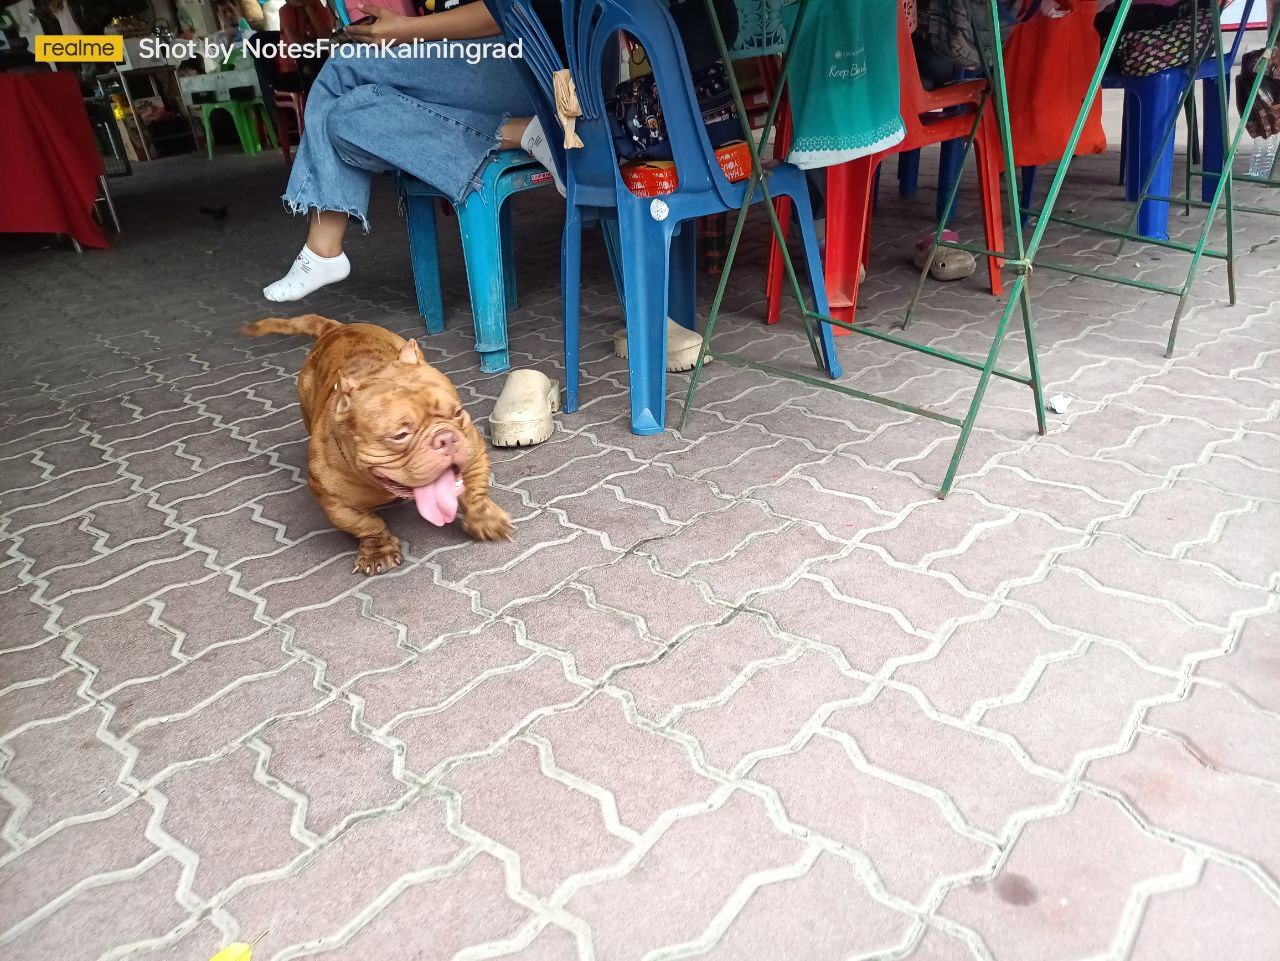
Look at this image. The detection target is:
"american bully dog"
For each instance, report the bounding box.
[243,315,511,574]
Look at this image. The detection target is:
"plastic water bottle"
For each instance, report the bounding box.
[1249,135,1277,178]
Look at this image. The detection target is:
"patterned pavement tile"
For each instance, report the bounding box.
[750,576,933,674]
[812,547,990,637]
[563,790,804,961]
[1193,608,1280,712]
[155,748,306,898]
[677,649,866,773]
[258,701,408,835]
[981,643,1175,773]
[829,689,1063,836]
[1087,733,1280,879]
[1128,861,1280,961]
[2,148,1278,960]
[939,793,1186,961]
[696,850,916,961]
[752,734,995,905]
[221,795,463,957]
[446,739,632,896]
[1143,680,1280,782]
[612,613,791,726]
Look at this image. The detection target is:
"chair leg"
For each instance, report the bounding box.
[99,175,121,233]
[974,119,1005,297]
[201,107,215,159]
[1130,74,1183,241]
[258,103,278,150]
[500,199,518,312]
[276,105,293,165]
[402,192,446,336]
[898,149,920,198]
[764,74,795,326]
[937,139,965,225]
[618,203,672,435]
[600,213,625,304]
[562,207,582,413]
[1019,165,1037,228]
[765,196,793,324]
[825,156,876,328]
[791,193,842,379]
[1200,76,1225,203]
[457,194,511,374]
[669,222,697,332]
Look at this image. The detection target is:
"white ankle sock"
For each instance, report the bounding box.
[263,245,351,302]
[520,117,566,197]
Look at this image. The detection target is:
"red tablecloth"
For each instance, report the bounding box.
[0,71,107,249]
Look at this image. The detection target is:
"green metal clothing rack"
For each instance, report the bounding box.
[683,0,1279,498]
[987,0,1280,358]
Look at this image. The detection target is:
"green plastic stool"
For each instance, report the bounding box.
[198,98,278,158]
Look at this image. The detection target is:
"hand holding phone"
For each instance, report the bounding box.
[332,14,376,36]
[339,5,417,43]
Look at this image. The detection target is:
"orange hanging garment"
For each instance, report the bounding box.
[1002,0,1108,168]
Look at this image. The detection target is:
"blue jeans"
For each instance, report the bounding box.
[283,41,535,229]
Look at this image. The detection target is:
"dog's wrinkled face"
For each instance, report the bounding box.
[335,339,474,526]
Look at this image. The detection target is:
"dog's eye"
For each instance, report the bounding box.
[388,429,413,443]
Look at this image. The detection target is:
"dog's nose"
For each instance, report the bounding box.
[430,430,457,452]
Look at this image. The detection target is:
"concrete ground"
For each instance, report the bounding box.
[1,138,1278,961]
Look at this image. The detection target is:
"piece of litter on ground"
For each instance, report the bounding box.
[1047,394,1072,414]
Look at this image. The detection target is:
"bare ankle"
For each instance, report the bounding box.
[499,117,531,150]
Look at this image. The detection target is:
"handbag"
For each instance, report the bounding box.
[608,62,743,160]
[1236,47,1280,138]
[1116,2,1214,78]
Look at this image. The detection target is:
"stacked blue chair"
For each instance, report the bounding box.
[490,0,839,434]
[397,157,553,374]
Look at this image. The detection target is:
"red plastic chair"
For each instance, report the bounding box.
[766,7,1004,328]
[273,90,306,166]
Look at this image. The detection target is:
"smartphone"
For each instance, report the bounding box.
[332,14,376,36]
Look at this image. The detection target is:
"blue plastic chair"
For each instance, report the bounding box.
[1021,0,1256,240]
[494,0,838,435]
[397,156,556,374]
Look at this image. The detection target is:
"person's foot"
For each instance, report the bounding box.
[613,318,706,373]
[489,369,560,448]
[520,116,566,197]
[263,245,351,302]
[912,229,975,281]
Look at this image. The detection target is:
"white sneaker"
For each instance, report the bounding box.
[613,318,706,373]
[489,369,560,448]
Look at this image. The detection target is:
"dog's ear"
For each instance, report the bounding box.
[335,374,361,416]
[398,338,425,366]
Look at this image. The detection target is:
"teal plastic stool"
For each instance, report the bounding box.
[198,98,277,158]
[397,150,556,374]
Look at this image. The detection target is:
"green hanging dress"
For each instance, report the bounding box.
[782,0,906,169]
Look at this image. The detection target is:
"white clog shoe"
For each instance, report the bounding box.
[489,369,560,448]
[612,318,706,373]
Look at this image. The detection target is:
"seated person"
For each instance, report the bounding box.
[263,0,739,303]
[277,0,333,91]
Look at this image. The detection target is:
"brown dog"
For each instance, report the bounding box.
[243,314,511,574]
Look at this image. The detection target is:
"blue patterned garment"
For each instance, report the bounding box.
[782,0,907,169]
[732,0,788,56]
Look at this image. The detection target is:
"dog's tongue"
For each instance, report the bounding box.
[412,470,459,527]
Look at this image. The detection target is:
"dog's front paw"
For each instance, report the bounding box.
[463,500,512,542]
[354,535,403,575]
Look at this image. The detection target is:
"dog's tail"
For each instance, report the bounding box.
[242,314,342,339]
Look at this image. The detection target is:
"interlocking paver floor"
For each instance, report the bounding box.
[1,147,1278,961]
